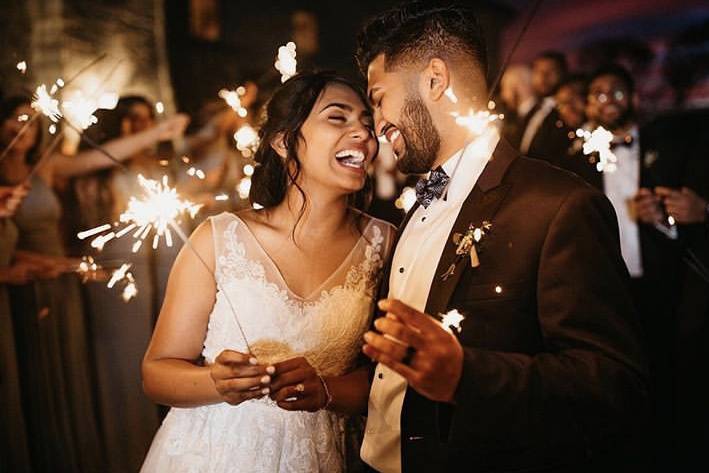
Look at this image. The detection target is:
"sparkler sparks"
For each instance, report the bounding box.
[78,174,202,254]
[234,124,260,157]
[451,109,501,136]
[275,41,297,83]
[576,126,617,173]
[186,167,206,179]
[437,309,465,334]
[218,87,248,117]
[32,84,62,122]
[62,91,99,130]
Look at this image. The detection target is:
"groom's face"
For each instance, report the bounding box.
[367,54,440,174]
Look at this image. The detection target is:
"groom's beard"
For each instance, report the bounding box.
[395,94,441,175]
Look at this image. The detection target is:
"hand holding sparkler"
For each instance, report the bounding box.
[209,350,275,406]
[155,114,190,141]
[363,299,464,403]
[0,184,29,218]
[631,188,663,225]
[655,186,707,225]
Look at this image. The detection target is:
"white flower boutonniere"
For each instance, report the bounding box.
[440,221,492,281]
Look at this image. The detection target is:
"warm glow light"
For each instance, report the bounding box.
[578,126,617,173]
[439,309,465,333]
[218,87,248,117]
[32,84,62,122]
[234,124,259,157]
[77,174,202,254]
[275,42,297,83]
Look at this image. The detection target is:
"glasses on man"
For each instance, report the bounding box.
[589,90,626,103]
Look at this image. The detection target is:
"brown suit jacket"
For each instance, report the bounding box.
[376,139,648,472]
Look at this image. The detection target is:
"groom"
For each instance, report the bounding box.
[357,2,648,472]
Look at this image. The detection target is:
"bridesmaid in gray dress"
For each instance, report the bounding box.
[72,96,189,472]
[1,98,107,472]
[1,95,188,472]
[0,187,31,473]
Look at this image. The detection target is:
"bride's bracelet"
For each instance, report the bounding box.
[317,374,333,410]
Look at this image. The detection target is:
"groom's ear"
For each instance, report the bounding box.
[270,132,288,159]
[422,58,450,102]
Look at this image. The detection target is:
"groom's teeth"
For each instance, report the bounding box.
[390,130,400,143]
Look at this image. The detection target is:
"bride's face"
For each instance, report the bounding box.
[295,83,377,195]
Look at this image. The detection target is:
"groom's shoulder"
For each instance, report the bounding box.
[508,154,603,201]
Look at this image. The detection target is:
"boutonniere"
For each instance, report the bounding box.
[440,221,492,281]
[643,150,658,169]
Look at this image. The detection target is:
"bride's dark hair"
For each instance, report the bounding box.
[249,71,374,216]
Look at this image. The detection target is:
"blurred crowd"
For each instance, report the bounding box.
[1,28,709,473]
[497,50,709,471]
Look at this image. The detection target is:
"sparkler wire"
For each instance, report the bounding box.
[0,53,109,163]
[487,0,545,102]
[169,222,254,355]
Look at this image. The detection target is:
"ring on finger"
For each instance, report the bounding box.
[295,383,305,393]
[402,346,416,366]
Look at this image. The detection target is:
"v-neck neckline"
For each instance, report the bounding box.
[229,213,371,301]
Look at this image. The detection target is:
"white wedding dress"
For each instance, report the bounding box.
[141,212,394,473]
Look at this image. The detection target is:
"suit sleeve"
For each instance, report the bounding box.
[449,187,649,449]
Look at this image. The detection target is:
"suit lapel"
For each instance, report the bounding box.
[424,138,517,316]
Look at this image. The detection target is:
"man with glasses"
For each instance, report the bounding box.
[587,63,709,471]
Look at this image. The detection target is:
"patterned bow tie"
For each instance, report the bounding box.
[415,166,450,208]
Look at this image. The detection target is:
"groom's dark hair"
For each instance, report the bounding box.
[356,0,488,80]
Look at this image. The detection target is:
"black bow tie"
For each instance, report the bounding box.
[415,166,449,208]
[610,135,634,150]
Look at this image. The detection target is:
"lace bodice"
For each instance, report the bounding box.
[141,211,394,473]
[203,212,392,375]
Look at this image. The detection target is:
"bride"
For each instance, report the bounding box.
[140,71,395,472]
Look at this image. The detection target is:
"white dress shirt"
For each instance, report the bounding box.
[519,96,555,154]
[603,127,643,277]
[361,129,500,473]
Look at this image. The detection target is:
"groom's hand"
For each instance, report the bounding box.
[362,299,463,403]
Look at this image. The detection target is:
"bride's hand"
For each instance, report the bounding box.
[210,350,275,406]
[269,357,329,412]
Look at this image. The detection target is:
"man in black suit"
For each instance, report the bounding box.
[356,2,648,472]
[519,51,567,158]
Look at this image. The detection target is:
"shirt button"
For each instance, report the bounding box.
[399,267,405,273]
[378,372,384,379]
[421,216,427,222]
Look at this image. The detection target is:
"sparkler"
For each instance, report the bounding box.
[436,309,465,334]
[576,126,617,173]
[275,42,297,83]
[451,109,501,136]
[186,167,206,179]
[31,83,62,122]
[234,124,260,157]
[1,54,109,164]
[78,174,203,254]
[16,61,27,74]
[218,87,249,117]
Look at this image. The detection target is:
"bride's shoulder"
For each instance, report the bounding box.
[355,211,397,241]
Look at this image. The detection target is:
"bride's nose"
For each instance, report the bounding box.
[348,122,370,141]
